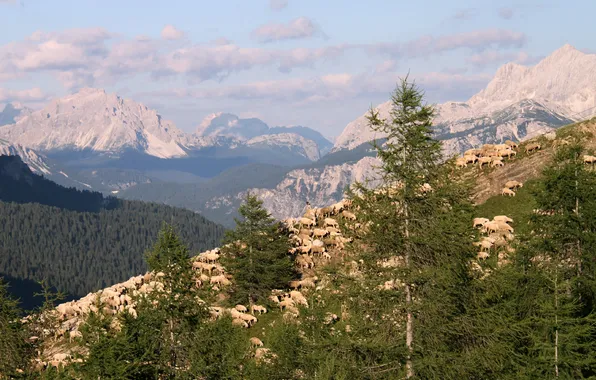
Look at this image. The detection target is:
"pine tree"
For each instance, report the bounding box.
[221,192,297,305]
[348,76,476,378]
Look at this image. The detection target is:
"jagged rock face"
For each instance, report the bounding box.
[0,138,52,176]
[0,88,191,159]
[332,44,596,153]
[246,133,321,161]
[205,156,382,220]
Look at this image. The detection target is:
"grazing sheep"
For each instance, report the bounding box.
[322,252,332,260]
[269,295,280,304]
[251,305,267,314]
[504,180,523,189]
[289,280,302,290]
[477,157,492,167]
[210,275,231,286]
[493,215,513,224]
[289,291,308,307]
[235,305,248,313]
[463,155,478,164]
[505,140,518,148]
[299,279,316,289]
[473,240,493,252]
[501,188,516,197]
[583,155,596,164]
[313,228,329,238]
[232,318,249,328]
[324,218,339,228]
[310,245,326,255]
[299,217,315,229]
[456,157,468,168]
[342,210,357,221]
[239,313,257,326]
[473,218,490,228]
[491,159,504,167]
[250,337,264,347]
[525,143,541,153]
[279,298,295,311]
[483,222,500,234]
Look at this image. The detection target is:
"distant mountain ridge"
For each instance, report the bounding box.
[0,91,330,164]
[332,44,596,153]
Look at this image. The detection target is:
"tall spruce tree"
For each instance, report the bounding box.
[517,142,596,378]
[221,193,297,304]
[349,76,476,378]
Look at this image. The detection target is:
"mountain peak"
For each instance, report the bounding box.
[0,89,189,158]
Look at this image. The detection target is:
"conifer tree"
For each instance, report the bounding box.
[349,76,476,378]
[0,279,31,377]
[517,142,596,378]
[221,192,297,304]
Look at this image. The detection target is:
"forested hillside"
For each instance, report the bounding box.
[0,155,225,304]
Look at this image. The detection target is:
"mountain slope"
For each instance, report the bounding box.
[0,155,225,301]
[0,88,191,158]
[332,44,596,153]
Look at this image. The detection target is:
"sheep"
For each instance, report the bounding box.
[269,295,281,304]
[477,251,490,260]
[456,157,468,168]
[295,255,311,270]
[322,252,332,260]
[289,291,308,307]
[298,278,316,289]
[464,148,482,156]
[583,155,596,164]
[525,143,541,153]
[232,318,249,328]
[289,280,302,290]
[493,215,513,224]
[499,149,516,159]
[279,298,295,311]
[239,313,257,326]
[299,228,313,236]
[491,159,504,167]
[504,180,523,189]
[313,228,329,238]
[235,305,248,313]
[251,305,268,314]
[495,222,514,233]
[250,337,264,348]
[310,245,326,255]
[324,218,339,228]
[501,188,516,197]
[463,155,478,164]
[505,140,518,148]
[210,275,231,286]
[320,206,334,217]
[473,240,493,252]
[325,226,341,235]
[299,217,315,229]
[342,210,357,221]
[311,239,325,248]
[482,222,501,234]
[473,218,490,228]
[478,157,492,167]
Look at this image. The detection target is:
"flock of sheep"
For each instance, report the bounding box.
[455,139,544,171]
[472,215,516,273]
[29,197,360,369]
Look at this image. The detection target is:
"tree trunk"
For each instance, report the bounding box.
[403,146,414,379]
[554,272,559,378]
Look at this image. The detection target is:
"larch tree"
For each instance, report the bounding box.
[348,76,476,378]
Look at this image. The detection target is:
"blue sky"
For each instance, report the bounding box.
[0,0,594,139]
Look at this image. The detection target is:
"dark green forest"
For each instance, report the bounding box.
[0,155,225,305]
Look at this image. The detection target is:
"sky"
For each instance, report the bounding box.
[0,0,595,140]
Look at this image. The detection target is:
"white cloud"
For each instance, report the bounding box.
[0,27,526,91]
[161,25,185,40]
[252,17,320,43]
[270,0,288,11]
[0,87,47,103]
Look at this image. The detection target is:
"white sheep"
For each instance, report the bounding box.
[250,337,264,347]
[525,143,541,153]
[341,210,357,221]
[299,217,315,229]
[235,304,248,313]
[473,218,489,228]
[251,305,268,314]
[324,218,339,228]
[504,180,523,190]
[493,215,513,224]
[501,188,516,197]
[232,318,249,328]
[477,251,490,260]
